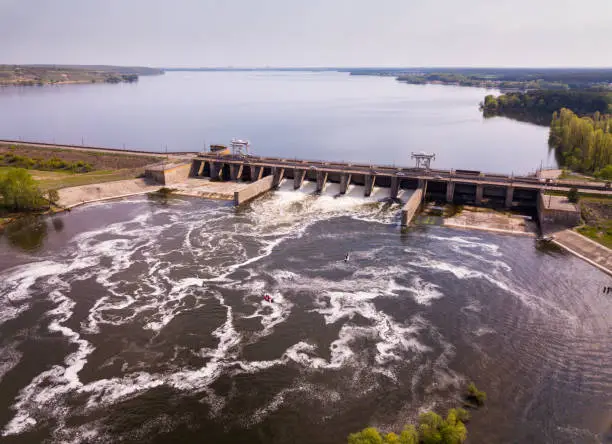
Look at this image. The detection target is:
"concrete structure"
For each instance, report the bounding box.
[537,193,581,234]
[233,175,275,205]
[316,171,328,193]
[294,169,306,190]
[145,162,192,185]
[551,229,612,276]
[210,145,230,156]
[340,174,351,194]
[190,154,612,229]
[401,188,424,227]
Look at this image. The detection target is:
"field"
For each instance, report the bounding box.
[577,197,612,248]
[0,143,161,171]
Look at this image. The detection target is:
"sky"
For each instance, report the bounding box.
[0,0,611,68]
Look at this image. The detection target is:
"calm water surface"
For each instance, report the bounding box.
[0,71,554,174]
[0,184,610,443]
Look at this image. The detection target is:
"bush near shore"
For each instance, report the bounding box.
[347,384,487,444]
[0,168,46,211]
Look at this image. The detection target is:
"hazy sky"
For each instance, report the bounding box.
[1,0,610,67]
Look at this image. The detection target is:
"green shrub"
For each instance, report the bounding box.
[595,165,612,181]
[466,383,487,406]
[567,187,580,203]
[0,168,45,211]
[347,410,467,444]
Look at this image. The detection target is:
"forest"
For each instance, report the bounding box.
[549,109,612,177]
[480,91,612,121]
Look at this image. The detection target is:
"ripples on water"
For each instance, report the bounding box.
[0,180,610,444]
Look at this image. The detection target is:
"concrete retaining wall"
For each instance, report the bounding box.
[145,169,165,184]
[234,175,274,205]
[145,163,191,185]
[401,188,424,226]
[164,164,192,184]
[537,192,581,234]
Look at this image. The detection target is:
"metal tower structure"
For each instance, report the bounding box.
[411,152,436,170]
[231,139,250,157]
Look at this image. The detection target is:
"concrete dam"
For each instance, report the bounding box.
[185,153,611,228]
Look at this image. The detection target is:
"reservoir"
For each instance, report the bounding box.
[0,71,554,174]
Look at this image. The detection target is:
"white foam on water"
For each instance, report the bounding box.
[0,342,22,383]
[406,255,577,321]
[474,326,496,337]
[406,277,444,306]
[422,234,502,257]
[0,182,477,439]
[242,290,293,339]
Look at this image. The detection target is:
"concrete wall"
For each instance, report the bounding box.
[146,163,191,185]
[401,188,424,226]
[234,175,274,205]
[537,192,581,234]
[163,164,191,185]
[145,169,165,184]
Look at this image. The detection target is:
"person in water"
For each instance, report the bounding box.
[263,295,273,303]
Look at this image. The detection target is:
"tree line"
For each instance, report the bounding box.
[549,109,612,178]
[480,90,612,120]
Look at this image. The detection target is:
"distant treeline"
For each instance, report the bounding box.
[397,73,571,90]
[349,68,612,89]
[480,90,612,121]
[11,65,164,76]
[549,109,612,177]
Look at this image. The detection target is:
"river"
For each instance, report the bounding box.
[0,71,554,174]
[0,72,610,444]
[0,184,610,443]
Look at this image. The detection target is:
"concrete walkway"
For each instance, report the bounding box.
[57,177,248,209]
[552,229,612,276]
[58,178,161,208]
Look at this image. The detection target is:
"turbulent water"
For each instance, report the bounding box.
[0,183,610,444]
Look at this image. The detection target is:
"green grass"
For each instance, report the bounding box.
[35,169,142,190]
[545,190,612,200]
[558,170,599,182]
[576,224,612,249]
[0,166,143,190]
[576,196,612,249]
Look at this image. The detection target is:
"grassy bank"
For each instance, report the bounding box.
[577,196,612,248]
[0,144,163,229]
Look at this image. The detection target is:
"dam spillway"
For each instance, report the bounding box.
[189,153,597,227]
